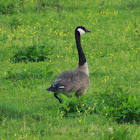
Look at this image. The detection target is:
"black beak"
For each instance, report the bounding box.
[86,30,91,32]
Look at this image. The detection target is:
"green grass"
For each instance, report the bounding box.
[0,0,140,139]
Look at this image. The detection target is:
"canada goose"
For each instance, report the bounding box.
[47,26,90,103]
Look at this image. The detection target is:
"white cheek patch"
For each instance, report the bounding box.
[77,28,86,35]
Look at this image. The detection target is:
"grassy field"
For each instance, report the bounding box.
[0,0,140,139]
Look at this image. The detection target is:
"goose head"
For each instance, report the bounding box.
[75,26,90,35]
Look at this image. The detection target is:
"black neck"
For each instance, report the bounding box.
[75,31,86,66]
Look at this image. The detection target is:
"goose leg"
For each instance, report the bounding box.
[54,93,62,103]
[75,90,80,99]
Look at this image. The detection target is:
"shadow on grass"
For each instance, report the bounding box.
[0,105,23,121]
[0,105,41,122]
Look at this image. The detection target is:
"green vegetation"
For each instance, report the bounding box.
[0,0,140,139]
[11,45,51,63]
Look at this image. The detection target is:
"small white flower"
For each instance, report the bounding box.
[108,127,113,134]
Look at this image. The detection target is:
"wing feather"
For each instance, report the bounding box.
[51,70,89,94]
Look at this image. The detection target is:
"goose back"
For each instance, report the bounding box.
[50,68,89,97]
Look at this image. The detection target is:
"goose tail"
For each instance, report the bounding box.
[46,87,55,92]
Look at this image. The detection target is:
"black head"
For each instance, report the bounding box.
[75,26,90,35]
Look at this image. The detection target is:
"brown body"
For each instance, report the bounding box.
[53,62,89,98]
